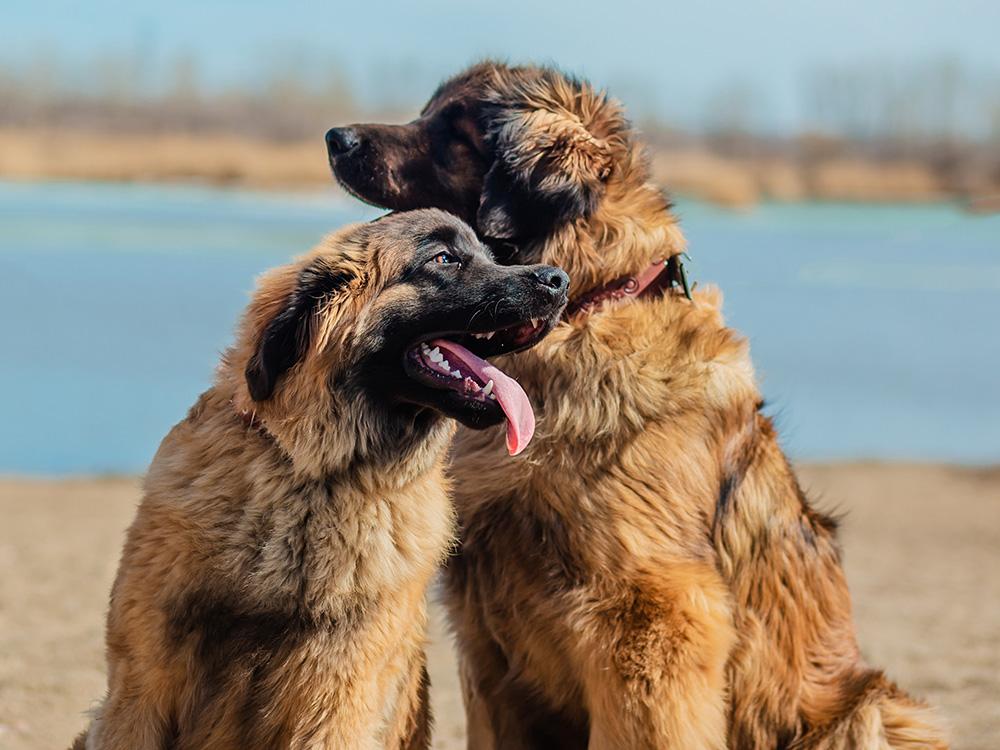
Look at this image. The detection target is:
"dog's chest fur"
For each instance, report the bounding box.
[94,390,454,748]
[446,291,748,714]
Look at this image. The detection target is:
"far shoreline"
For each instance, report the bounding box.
[7,174,996,221]
[0,172,989,218]
[2,128,996,212]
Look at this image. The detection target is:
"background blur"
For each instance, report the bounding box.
[1,2,998,749]
[4,0,1000,206]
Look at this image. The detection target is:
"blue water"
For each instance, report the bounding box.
[1,180,997,474]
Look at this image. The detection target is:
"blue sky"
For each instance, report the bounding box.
[4,0,998,132]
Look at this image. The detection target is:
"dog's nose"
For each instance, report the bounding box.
[325,127,361,156]
[533,267,569,294]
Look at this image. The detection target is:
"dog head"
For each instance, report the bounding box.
[326,62,631,261]
[228,209,568,468]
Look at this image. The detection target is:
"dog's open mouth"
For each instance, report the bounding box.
[403,319,549,456]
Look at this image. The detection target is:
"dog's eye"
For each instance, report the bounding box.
[432,252,461,266]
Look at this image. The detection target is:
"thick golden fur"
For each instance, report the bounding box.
[434,64,949,748]
[73,213,468,749]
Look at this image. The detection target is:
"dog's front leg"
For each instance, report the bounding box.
[458,639,542,750]
[457,628,587,750]
[78,692,173,750]
[581,563,735,750]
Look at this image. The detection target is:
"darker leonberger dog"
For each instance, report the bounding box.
[327,63,947,748]
[72,209,567,749]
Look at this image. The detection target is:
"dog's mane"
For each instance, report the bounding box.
[477,63,685,294]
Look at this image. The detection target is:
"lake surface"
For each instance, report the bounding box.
[1,180,997,474]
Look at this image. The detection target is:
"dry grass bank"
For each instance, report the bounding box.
[0,129,332,188]
[650,149,950,208]
[1,464,998,749]
[1,128,984,207]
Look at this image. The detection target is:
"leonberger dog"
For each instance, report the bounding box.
[71,209,568,749]
[327,63,948,748]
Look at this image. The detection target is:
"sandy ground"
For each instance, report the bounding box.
[1,464,997,749]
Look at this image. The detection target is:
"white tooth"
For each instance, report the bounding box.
[439,358,450,371]
[482,379,494,397]
[485,331,495,340]
[421,342,430,352]
[530,318,539,328]
[451,370,461,379]
[429,348,443,363]
[488,393,496,400]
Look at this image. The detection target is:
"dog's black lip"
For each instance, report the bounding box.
[396,311,559,411]
[401,351,506,413]
[401,313,560,363]
[329,153,401,213]
[329,160,385,209]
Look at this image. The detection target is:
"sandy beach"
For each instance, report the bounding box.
[1,464,997,749]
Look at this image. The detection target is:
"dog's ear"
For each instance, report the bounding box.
[476,161,522,240]
[477,108,614,240]
[245,264,353,401]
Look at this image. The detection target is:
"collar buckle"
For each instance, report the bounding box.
[565,253,693,318]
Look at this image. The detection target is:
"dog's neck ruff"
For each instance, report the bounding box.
[232,399,271,439]
[565,254,692,318]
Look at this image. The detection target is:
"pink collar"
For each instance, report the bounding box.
[565,254,691,318]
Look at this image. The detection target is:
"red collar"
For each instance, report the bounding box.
[565,254,691,318]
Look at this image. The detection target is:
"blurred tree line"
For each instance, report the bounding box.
[3,50,997,143]
[1,50,997,202]
[0,49,369,140]
[642,59,1000,202]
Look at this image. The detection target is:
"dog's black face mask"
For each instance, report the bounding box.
[356,213,567,452]
[246,210,568,453]
[326,97,489,231]
[325,63,616,262]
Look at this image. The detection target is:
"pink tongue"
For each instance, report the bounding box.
[429,338,535,456]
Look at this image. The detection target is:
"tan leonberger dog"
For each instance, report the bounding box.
[71,209,568,750]
[327,63,948,748]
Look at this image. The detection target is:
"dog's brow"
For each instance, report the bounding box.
[422,226,458,247]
